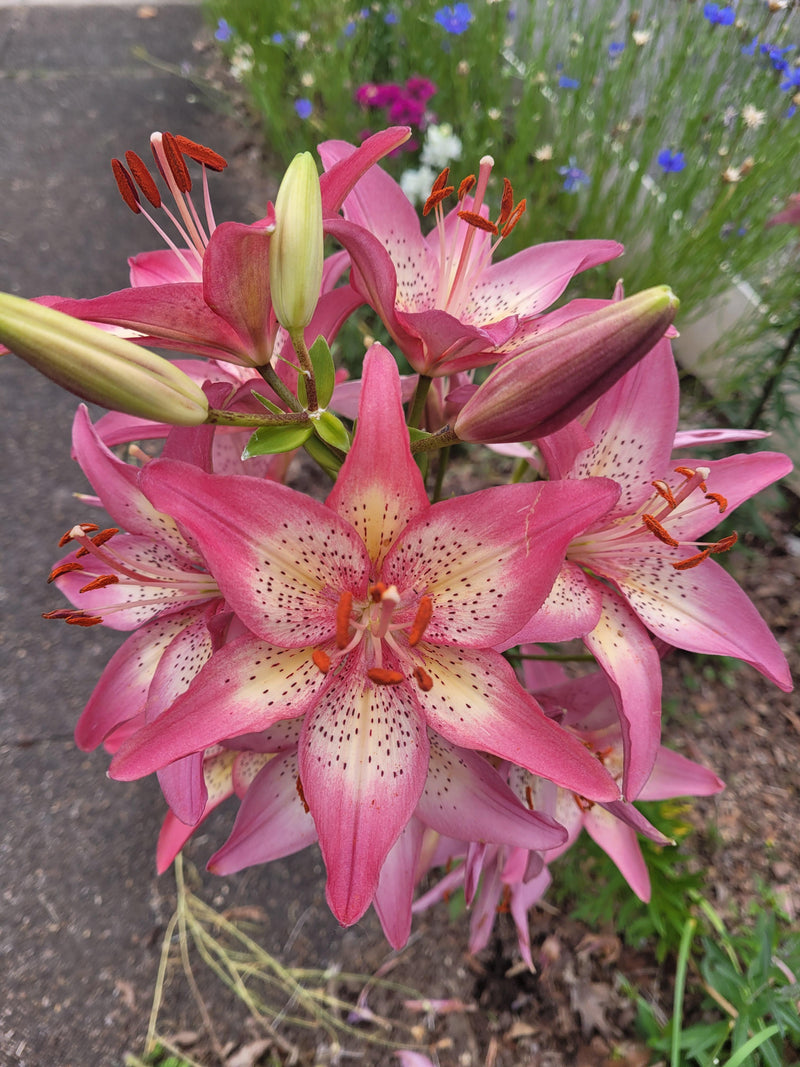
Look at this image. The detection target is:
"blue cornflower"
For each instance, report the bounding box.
[434,3,473,34]
[703,3,736,24]
[558,75,580,89]
[780,67,800,91]
[344,19,357,36]
[294,98,313,120]
[608,41,626,59]
[271,32,285,44]
[384,10,398,24]
[764,43,793,71]
[657,148,686,173]
[558,160,590,192]
[214,18,233,42]
[742,35,758,56]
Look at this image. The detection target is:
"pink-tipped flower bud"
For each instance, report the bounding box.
[453,286,679,444]
[0,293,209,425]
[269,151,324,332]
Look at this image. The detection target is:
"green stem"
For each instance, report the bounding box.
[407,374,433,428]
[410,426,460,455]
[432,445,450,504]
[258,361,304,412]
[206,408,309,428]
[290,327,318,412]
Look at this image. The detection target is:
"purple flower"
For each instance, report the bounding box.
[434,3,473,34]
[214,18,233,42]
[558,160,590,192]
[703,3,736,24]
[406,76,437,103]
[294,98,313,120]
[657,148,686,173]
[389,95,426,126]
[355,81,402,109]
[558,75,580,89]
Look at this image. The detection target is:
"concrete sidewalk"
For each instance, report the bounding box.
[0,8,379,1065]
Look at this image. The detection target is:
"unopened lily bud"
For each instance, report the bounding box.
[454,286,679,444]
[269,151,324,332]
[0,293,209,425]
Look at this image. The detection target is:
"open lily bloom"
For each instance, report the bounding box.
[108,345,621,926]
[512,337,792,798]
[320,142,622,375]
[36,127,410,368]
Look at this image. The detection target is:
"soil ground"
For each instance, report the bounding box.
[1,7,798,1066]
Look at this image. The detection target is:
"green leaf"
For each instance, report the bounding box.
[719,1025,780,1067]
[313,410,350,453]
[304,433,344,479]
[242,423,313,458]
[297,334,335,408]
[251,390,285,416]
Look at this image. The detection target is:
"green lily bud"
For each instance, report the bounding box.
[0,293,209,425]
[269,151,324,332]
[454,286,680,444]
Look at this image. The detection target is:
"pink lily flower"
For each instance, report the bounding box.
[512,337,793,798]
[319,143,623,375]
[203,731,568,949]
[44,406,223,756]
[107,344,621,927]
[37,127,411,367]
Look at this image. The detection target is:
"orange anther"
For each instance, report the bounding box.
[312,649,331,674]
[457,174,476,200]
[711,532,738,554]
[124,151,162,208]
[524,785,534,810]
[642,513,680,547]
[173,134,228,172]
[335,590,353,649]
[423,186,454,216]
[674,466,696,479]
[367,668,405,685]
[500,199,526,237]
[92,528,120,546]
[78,574,120,594]
[408,595,433,647]
[47,561,85,583]
[497,177,514,226]
[572,793,595,813]
[431,167,451,194]
[369,582,388,603]
[42,609,76,620]
[672,548,711,571]
[457,209,499,235]
[413,665,434,692]
[296,774,310,813]
[58,523,98,547]
[65,613,104,627]
[111,159,141,214]
[651,479,677,509]
[705,492,728,513]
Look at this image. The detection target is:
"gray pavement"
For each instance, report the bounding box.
[0,8,382,1065]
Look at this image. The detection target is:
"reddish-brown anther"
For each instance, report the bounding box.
[78,575,120,594]
[457,209,498,234]
[124,151,162,208]
[111,158,141,214]
[160,131,192,193]
[174,134,228,172]
[47,561,85,583]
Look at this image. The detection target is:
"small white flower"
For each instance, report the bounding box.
[742,104,766,129]
[229,43,254,81]
[633,29,651,46]
[400,165,439,206]
[420,124,463,169]
[722,165,742,184]
[535,144,553,161]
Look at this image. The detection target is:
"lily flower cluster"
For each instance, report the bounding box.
[0,124,792,952]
